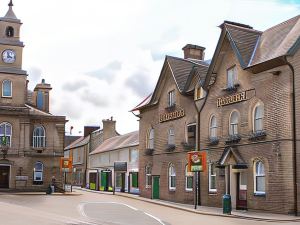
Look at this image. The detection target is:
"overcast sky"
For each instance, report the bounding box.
[6,0,300,135]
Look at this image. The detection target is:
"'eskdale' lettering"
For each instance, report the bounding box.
[159,109,185,123]
[217,91,247,107]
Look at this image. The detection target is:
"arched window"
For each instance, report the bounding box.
[37,91,44,110]
[229,111,239,135]
[2,80,12,97]
[209,116,217,138]
[0,122,12,147]
[254,103,264,132]
[254,161,265,194]
[145,165,152,188]
[147,128,154,149]
[168,128,175,145]
[33,126,46,148]
[185,165,193,191]
[6,26,14,37]
[168,164,176,190]
[33,161,44,184]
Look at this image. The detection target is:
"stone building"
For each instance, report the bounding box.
[196,16,300,214]
[0,1,66,190]
[89,130,139,194]
[133,45,209,203]
[64,118,118,188]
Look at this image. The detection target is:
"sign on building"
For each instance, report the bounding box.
[187,151,206,172]
[114,162,127,172]
[60,157,72,172]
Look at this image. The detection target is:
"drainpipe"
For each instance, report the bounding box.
[284,57,298,216]
[197,89,210,206]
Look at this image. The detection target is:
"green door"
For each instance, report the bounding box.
[100,171,107,191]
[152,176,160,199]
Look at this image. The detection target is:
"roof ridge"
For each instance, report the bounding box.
[224,23,262,34]
[166,55,201,65]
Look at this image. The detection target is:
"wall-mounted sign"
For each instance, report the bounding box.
[114,162,127,172]
[159,109,185,123]
[15,176,28,181]
[217,91,247,107]
[187,151,206,172]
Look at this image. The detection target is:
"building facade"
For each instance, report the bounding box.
[89,131,139,194]
[196,17,300,214]
[0,2,66,190]
[135,45,208,203]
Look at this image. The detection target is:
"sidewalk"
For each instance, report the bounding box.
[74,187,300,222]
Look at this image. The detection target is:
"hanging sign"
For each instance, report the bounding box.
[187,151,206,172]
[60,157,72,171]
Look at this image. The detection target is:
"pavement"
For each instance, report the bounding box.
[73,187,300,223]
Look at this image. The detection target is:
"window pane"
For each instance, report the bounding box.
[187,176,193,189]
[37,91,44,110]
[210,176,216,189]
[170,176,176,188]
[3,80,11,96]
[34,171,43,181]
[35,162,43,171]
[187,125,196,147]
[256,176,265,192]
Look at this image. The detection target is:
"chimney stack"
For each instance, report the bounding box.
[84,126,100,137]
[102,117,117,141]
[182,44,205,60]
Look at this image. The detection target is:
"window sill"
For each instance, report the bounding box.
[254,192,266,197]
[1,96,12,99]
[209,191,217,195]
[169,188,176,192]
[185,188,193,192]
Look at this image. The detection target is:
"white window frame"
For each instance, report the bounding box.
[147,128,154,149]
[168,164,176,191]
[130,149,138,163]
[253,103,264,132]
[168,90,175,107]
[229,111,239,135]
[254,161,265,194]
[33,161,44,182]
[2,80,12,97]
[209,116,217,138]
[0,122,12,147]
[33,126,46,148]
[168,128,175,145]
[209,164,217,192]
[145,166,152,188]
[227,66,237,88]
[185,165,193,191]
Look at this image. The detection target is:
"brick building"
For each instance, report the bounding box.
[0,1,66,190]
[133,45,209,203]
[196,17,300,214]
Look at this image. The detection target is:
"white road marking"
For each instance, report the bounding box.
[144,212,166,225]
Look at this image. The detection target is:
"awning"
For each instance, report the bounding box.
[217,146,247,169]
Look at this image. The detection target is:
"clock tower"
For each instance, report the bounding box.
[0,0,26,75]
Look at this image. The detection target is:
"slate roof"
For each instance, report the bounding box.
[90,131,139,155]
[64,135,90,150]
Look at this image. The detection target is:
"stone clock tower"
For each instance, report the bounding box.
[0,0,27,107]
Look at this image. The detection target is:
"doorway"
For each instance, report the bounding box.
[236,172,247,210]
[0,166,10,188]
[152,176,160,199]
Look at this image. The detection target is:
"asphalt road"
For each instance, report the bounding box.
[0,190,298,225]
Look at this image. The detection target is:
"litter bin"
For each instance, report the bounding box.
[223,194,232,214]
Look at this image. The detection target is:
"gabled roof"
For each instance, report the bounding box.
[90,131,139,155]
[205,15,300,87]
[64,135,90,150]
[133,55,209,111]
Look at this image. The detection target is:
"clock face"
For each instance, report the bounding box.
[2,49,16,64]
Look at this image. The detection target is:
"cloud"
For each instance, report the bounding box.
[80,89,109,107]
[27,67,42,89]
[125,70,154,98]
[86,61,122,83]
[62,80,88,92]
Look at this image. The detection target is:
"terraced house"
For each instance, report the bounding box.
[196,16,300,214]
[0,1,66,190]
[133,44,209,203]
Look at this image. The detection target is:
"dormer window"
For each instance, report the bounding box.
[5,26,14,37]
[227,66,237,88]
[194,86,206,100]
[168,90,175,107]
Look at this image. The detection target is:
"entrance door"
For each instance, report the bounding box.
[152,176,160,199]
[236,172,247,210]
[0,166,9,188]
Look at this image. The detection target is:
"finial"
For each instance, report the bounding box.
[8,0,13,7]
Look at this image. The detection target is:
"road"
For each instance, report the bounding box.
[0,190,298,225]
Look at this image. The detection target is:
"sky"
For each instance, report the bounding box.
[5,0,300,135]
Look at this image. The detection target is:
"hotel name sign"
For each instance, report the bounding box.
[217,91,247,107]
[159,109,185,123]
